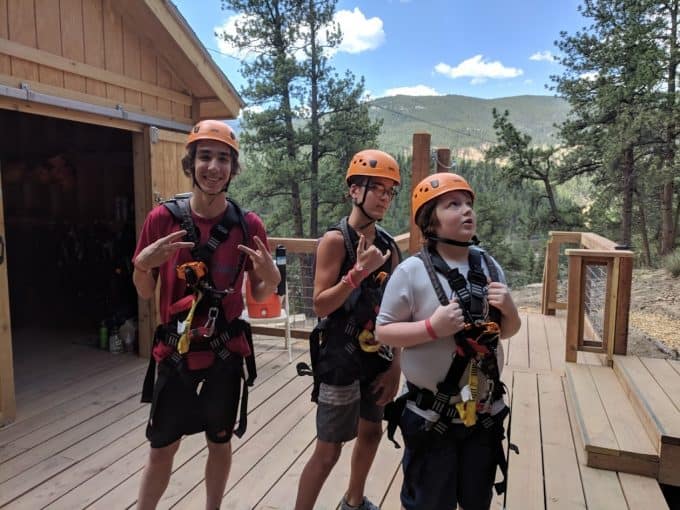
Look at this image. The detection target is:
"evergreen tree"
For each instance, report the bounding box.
[552,0,667,247]
[219,0,381,238]
[486,108,566,226]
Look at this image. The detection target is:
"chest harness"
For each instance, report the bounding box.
[141,194,256,438]
[297,217,401,401]
[383,246,517,495]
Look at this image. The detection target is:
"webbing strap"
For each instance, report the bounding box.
[175,198,249,293]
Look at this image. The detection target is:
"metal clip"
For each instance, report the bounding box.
[203,307,219,337]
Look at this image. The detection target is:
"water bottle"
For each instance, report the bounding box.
[275,245,286,296]
[99,321,108,350]
[109,327,123,354]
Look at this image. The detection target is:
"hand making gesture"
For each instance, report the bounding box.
[355,233,391,274]
[134,229,194,272]
[238,235,280,284]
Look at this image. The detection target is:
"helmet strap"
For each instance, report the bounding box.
[427,235,478,247]
[353,178,379,228]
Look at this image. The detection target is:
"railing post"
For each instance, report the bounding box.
[614,256,633,355]
[565,251,584,363]
[410,133,431,255]
[435,148,451,172]
[541,235,559,315]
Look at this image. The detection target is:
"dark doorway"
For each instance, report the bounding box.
[0,110,138,355]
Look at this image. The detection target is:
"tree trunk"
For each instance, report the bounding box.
[661,0,679,254]
[636,191,651,265]
[283,93,304,237]
[620,147,635,247]
[308,0,320,239]
[542,177,563,225]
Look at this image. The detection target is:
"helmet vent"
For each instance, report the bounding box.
[369,159,378,168]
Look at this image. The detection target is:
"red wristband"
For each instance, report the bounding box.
[341,272,358,289]
[424,318,437,340]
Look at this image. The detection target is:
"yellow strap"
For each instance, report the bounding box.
[455,361,479,427]
[177,292,202,355]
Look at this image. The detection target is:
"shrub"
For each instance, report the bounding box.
[664,249,680,277]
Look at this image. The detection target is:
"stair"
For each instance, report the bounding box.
[613,355,680,486]
[564,363,659,478]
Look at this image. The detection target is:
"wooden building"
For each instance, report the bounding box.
[0,0,244,424]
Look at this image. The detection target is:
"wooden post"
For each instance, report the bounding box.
[541,237,559,315]
[435,148,451,172]
[614,256,633,355]
[565,252,584,363]
[0,169,16,424]
[410,133,431,255]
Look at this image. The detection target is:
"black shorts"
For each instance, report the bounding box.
[399,407,499,510]
[146,358,242,448]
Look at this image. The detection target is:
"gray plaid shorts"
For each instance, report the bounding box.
[316,379,384,443]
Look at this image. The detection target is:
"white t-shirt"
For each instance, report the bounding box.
[376,247,507,420]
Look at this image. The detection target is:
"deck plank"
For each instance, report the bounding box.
[538,373,586,509]
[563,376,629,510]
[527,313,551,371]
[504,370,543,510]
[564,364,618,455]
[544,314,566,372]
[507,313,529,369]
[640,358,680,412]
[1,313,675,510]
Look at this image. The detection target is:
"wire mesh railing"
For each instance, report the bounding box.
[583,264,607,344]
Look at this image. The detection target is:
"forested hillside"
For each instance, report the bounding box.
[369,94,570,157]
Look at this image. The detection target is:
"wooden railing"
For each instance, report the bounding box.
[541,231,634,364]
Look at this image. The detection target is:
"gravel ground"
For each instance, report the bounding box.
[511,269,680,360]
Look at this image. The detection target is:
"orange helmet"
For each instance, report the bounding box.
[186,120,239,153]
[412,172,475,223]
[346,149,400,185]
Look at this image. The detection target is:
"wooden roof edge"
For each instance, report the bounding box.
[152,0,245,119]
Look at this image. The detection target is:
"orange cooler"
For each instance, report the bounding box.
[245,274,281,318]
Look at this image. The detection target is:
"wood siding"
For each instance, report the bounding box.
[0,0,193,124]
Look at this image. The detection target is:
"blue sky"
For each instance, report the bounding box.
[173,0,587,103]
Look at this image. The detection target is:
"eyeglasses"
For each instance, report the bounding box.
[366,183,399,199]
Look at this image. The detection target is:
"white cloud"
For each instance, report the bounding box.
[383,85,441,97]
[334,8,385,54]
[435,55,523,83]
[214,9,384,60]
[214,14,252,59]
[530,50,555,62]
[581,71,599,81]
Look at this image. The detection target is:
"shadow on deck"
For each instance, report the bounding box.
[0,311,676,509]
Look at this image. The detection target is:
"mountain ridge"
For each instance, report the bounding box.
[368,93,571,158]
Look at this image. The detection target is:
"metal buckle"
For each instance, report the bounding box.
[202,307,219,337]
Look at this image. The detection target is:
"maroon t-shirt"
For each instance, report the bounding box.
[133,201,268,368]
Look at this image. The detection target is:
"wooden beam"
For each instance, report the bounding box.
[142,0,243,117]
[0,72,193,125]
[0,168,16,425]
[410,133,430,254]
[0,38,193,105]
[581,232,620,251]
[0,95,144,132]
[548,231,582,244]
[266,237,318,254]
[566,248,634,258]
[196,97,231,120]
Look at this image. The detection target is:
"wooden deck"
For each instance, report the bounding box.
[0,313,672,509]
